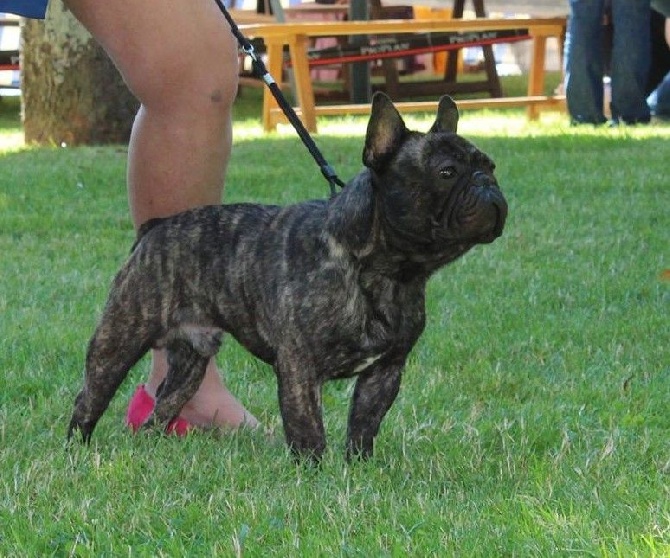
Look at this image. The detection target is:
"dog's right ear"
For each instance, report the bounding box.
[429,95,459,133]
[363,92,408,172]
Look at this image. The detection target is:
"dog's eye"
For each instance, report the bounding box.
[440,166,458,180]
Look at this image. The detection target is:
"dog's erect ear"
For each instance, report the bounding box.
[363,92,407,171]
[429,95,459,134]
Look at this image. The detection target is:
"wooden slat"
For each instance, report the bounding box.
[240,17,567,39]
[268,96,567,125]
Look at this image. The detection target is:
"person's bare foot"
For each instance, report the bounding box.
[144,350,259,430]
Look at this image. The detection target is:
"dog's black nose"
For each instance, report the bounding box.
[471,171,506,218]
[470,171,507,239]
[471,171,494,188]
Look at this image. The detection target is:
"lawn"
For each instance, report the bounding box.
[0,90,669,556]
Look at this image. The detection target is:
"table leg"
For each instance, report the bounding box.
[349,0,370,103]
[263,40,285,132]
[288,34,317,133]
[527,35,547,120]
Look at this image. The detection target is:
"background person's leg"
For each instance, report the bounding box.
[610,0,651,123]
[565,0,607,124]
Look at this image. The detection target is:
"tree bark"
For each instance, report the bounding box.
[21,0,138,145]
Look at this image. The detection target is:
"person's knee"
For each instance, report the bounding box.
[65,0,239,116]
[124,37,239,116]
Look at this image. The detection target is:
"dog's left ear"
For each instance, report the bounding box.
[429,95,459,134]
[363,92,408,172]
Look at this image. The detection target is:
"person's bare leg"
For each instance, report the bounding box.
[65,0,258,428]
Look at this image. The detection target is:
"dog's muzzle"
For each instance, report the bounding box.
[456,171,507,243]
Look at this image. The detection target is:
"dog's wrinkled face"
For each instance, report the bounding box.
[363,94,507,258]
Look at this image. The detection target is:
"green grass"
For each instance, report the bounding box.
[1,89,669,556]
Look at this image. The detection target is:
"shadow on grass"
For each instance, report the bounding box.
[0,95,21,128]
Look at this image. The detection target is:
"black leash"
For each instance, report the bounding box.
[213,0,346,197]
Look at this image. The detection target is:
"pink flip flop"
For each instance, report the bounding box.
[125,384,192,436]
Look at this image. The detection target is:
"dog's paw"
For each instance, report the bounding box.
[67,417,94,445]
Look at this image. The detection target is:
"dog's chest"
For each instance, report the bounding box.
[317,289,425,380]
[213,204,428,377]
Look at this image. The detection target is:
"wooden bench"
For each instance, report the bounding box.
[239,16,567,132]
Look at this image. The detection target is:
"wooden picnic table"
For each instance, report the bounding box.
[239,16,567,132]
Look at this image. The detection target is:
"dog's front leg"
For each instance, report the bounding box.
[275,356,326,462]
[346,361,403,461]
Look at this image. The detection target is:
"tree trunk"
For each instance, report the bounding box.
[21,0,138,145]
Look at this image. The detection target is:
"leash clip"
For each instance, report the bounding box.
[242,42,257,61]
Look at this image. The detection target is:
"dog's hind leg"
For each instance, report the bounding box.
[150,326,223,430]
[68,317,154,444]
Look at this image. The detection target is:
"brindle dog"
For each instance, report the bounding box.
[68,93,507,461]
